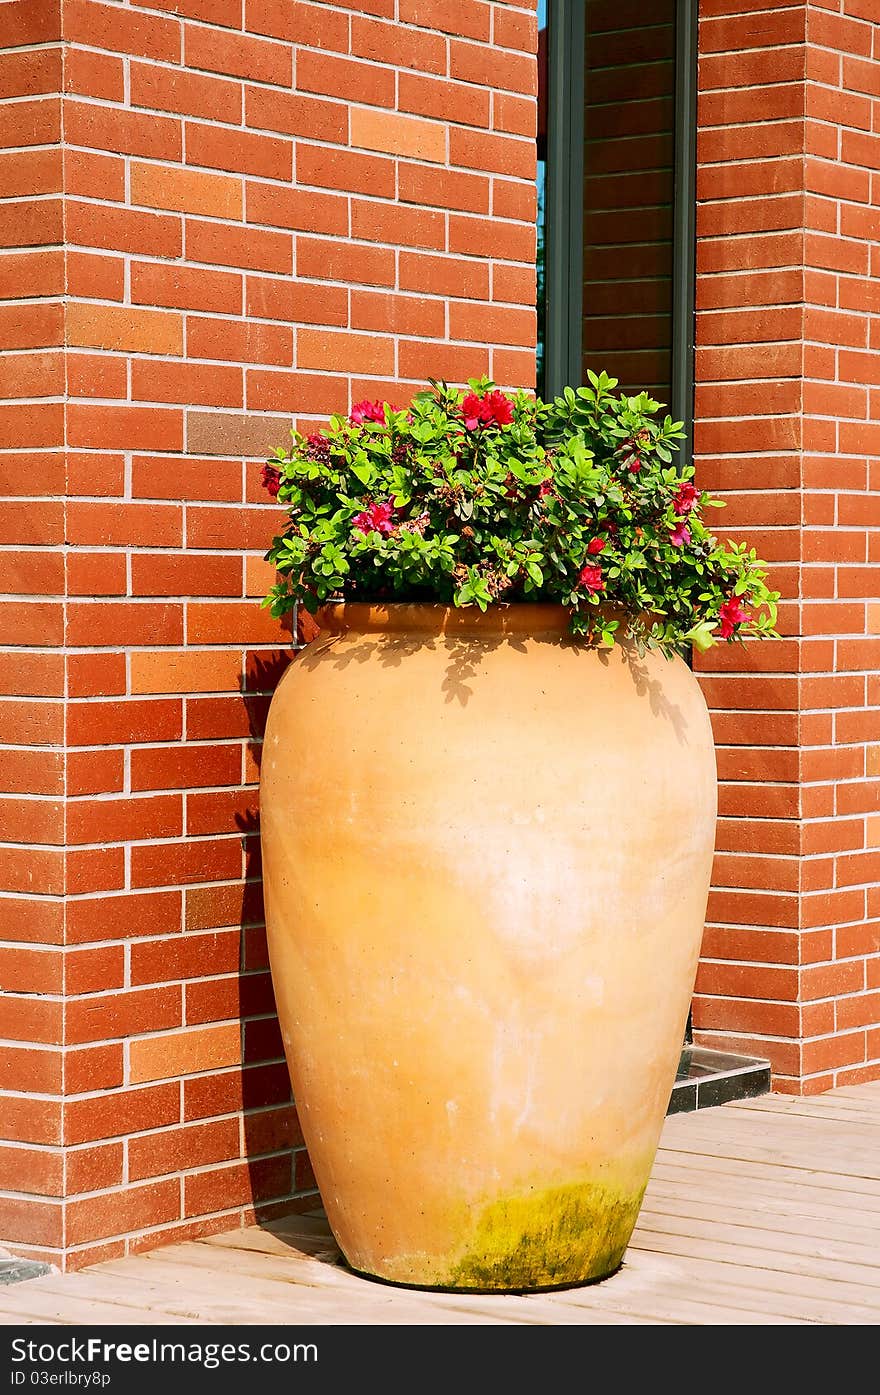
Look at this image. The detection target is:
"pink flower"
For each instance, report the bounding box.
[669,522,691,548]
[461,389,515,430]
[577,564,605,594]
[717,595,750,640]
[586,536,606,555]
[350,400,387,425]
[353,499,396,536]
[673,480,699,516]
[261,464,281,498]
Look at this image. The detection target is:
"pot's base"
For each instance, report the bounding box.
[328,1174,643,1294]
[345,1259,625,1296]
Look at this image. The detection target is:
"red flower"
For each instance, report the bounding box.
[461,389,514,430]
[625,454,642,473]
[350,400,387,425]
[717,595,750,640]
[673,480,699,516]
[586,536,606,555]
[461,392,485,430]
[669,522,691,548]
[577,564,605,594]
[353,499,396,536]
[538,480,554,499]
[484,389,514,426]
[261,464,281,498]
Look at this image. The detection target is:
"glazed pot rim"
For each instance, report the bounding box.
[314,601,635,638]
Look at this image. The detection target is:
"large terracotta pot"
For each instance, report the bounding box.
[260,602,717,1291]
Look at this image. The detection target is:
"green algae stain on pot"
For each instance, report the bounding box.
[442,1178,647,1291]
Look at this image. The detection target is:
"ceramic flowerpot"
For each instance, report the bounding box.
[260,602,717,1291]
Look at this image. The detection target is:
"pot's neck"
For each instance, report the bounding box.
[315,602,576,640]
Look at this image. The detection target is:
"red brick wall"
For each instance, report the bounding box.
[691,0,880,1094]
[0,0,537,1270]
[0,0,67,1264]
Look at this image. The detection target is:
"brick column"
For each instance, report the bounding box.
[0,0,537,1270]
[692,0,880,1093]
[0,0,66,1263]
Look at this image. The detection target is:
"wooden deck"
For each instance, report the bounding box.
[3,1083,880,1326]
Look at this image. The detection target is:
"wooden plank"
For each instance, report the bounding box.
[663,1106,880,1155]
[618,1246,880,1325]
[117,1243,664,1326]
[632,1227,880,1313]
[649,1154,880,1208]
[633,1209,880,1278]
[643,1179,880,1243]
[0,1284,208,1326]
[657,1129,880,1183]
[726,1096,880,1123]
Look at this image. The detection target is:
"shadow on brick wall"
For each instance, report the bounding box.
[233,645,319,1220]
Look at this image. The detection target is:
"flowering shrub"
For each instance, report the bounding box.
[261,374,779,658]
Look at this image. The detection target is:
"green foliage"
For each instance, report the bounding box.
[261,375,780,659]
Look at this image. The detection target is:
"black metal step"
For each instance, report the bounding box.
[667,1045,772,1114]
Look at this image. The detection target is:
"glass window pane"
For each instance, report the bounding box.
[582,0,677,409]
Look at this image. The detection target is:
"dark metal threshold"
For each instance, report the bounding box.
[667,1044,772,1115]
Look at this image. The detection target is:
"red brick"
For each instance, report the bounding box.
[183,1155,290,1216]
[0,650,63,697]
[0,1145,62,1198]
[132,454,242,503]
[0,97,60,150]
[67,698,182,747]
[246,275,347,329]
[0,148,62,199]
[130,838,242,889]
[351,198,445,250]
[350,16,445,74]
[297,142,396,198]
[128,1119,240,1182]
[450,126,534,179]
[66,403,183,453]
[132,358,244,409]
[67,1179,181,1246]
[0,250,64,300]
[297,236,394,287]
[66,601,183,648]
[64,45,124,102]
[245,86,347,145]
[131,931,240,987]
[185,24,291,86]
[399,251,490,300]
[66,251,125,301]
[66,846,128,894]
[185,122,292,183]
[247,181,347,236]
[350,290,445,338]
[0,1198,62,1248]
[67,986,183,1046]
[186,218,292,275]
[398,0,489,41]
[65,0,181,62]
[245,0,348,50]
[65,100,181,162]
[130,60,242,124]
[399,72,490,127]
[66,1142,125,1195]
